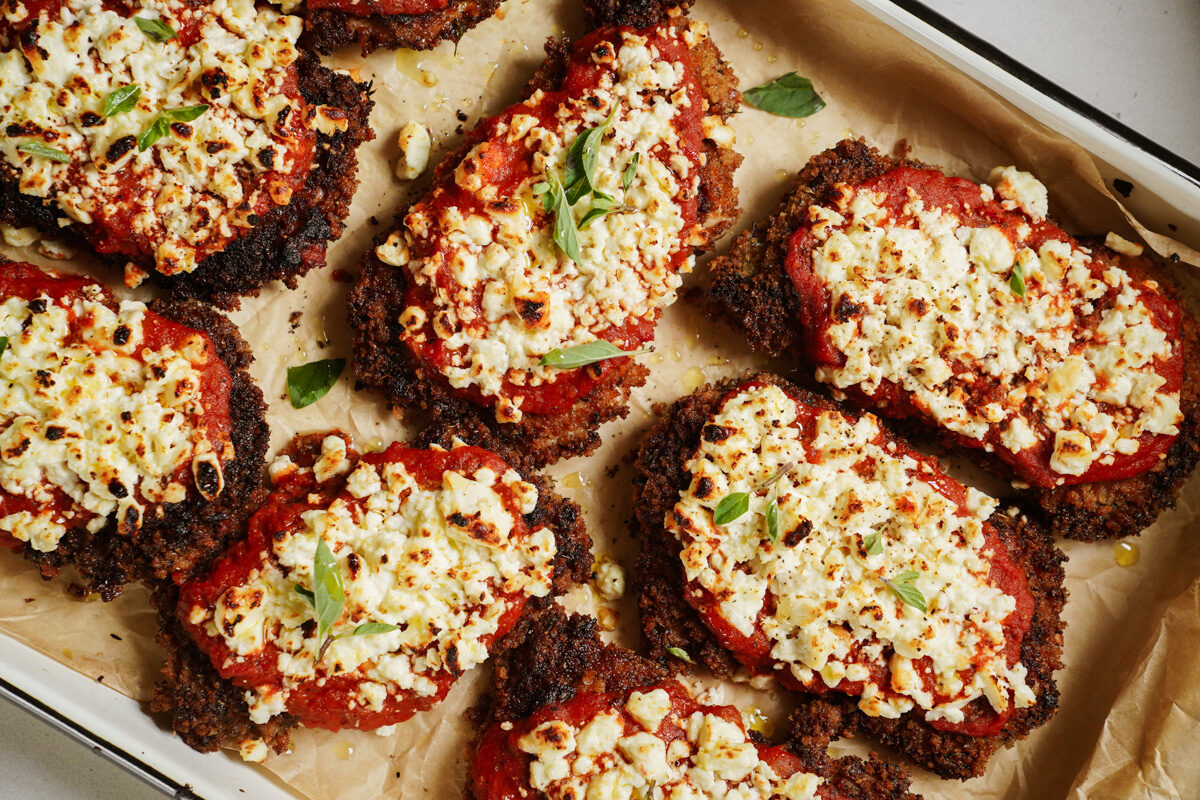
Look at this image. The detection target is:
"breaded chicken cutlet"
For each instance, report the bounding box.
[348,0,742,468]
[470,604,919,800]
[632,374,1066,779]
[0,261,268,600]
[298,0,505,55]
[0,0,374,309]
[705,139,1200,541]
[151,421,591,755]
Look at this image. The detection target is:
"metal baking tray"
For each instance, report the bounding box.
[2,0,1197,797]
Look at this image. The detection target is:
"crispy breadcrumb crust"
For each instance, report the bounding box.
[0,54,374,310]
[9,283,270,601]
[475,604,919,800]
[705,138,1200,540]
[300,0,503,55]
[348,0,741,469]
[151,422,592,754]
[631,373,1066,779]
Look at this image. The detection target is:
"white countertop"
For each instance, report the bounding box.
[2,1,1197,799]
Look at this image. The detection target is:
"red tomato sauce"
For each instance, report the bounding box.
[1,1,316,274]
[402,21,706,417]
[304,0,448,15]
[0,263,233,551]
[784,166,1182,489]
[682,379,1035,738]
[177,438,537,731]
[470,682,848,800]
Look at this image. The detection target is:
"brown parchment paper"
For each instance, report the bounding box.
[1,0,1199,798]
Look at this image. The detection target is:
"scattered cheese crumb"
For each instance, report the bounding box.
[394,121,432,181]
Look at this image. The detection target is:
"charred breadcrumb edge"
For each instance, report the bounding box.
[151,422,592,755]
[348,1,741,469]
[0,54,374,311]
[5,270,271,600]
[472,604,918,800]
[706,137,1200,541]
[632,372,1066,780]
[300,0,503,55]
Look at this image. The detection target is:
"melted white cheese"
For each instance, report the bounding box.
[668,384,1036,724]
[0,286,223,551]
[0,0,312,276]
[806,170,1181,481]
[517,690,822,800]
[193,435,556,724]
[375,22,725,423]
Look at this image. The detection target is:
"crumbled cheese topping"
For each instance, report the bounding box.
[195,436,556,723]
[669,384,1036,724]
[0,0,313,276]
[0,286,225,552]
[517,690,821,800]
[376,23,721,423]
[805,170,1181,481]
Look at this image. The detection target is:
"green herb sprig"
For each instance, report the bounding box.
[882,570,926,612]
[535,112,637,261]
[295,540,400,662]
[137,104,209,152]
[0,337,8,358]
[540,340,650,369]
[863,531,883,556]
[743,72,826,118]
[665,646,694,664]
[287,358,346,409]
[1009,260,1026,298]
[103,84,142,118]
[714,462,796,530]
[17,142,70,163]
[135,16,177,42]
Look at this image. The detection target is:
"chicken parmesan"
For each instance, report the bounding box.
[349,0,741,467]
[0,261,268,598]
[152,425,591,755]
[707,139,1200,540]
[0,0,373,307]
[286,0,504,55]
[633,374,1065,779]
[472,605,918,800]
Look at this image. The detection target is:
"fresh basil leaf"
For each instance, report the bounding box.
[577,195,622,229]
[136,116,169,151]
[286,358,346,409]
[548,172,581,262]
[17,141,70,163]
[883,570,926,612]
[342,622,401,638]
[135,15,177,42]
[743,72,826,118]
[137,106,209,151]
[665,646,694,664]
[765,496,780,543]
[563,111,614,199]
[294,585,315,604]
[863,531,883,556]
[164,104,209,123]
[313,539,345,657]
[622,152,639,193]
[714,492,750,525]
[103,84,141,117]
[540,340,648,369]
[0,336,8,357]
[1010,260,1026,298]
